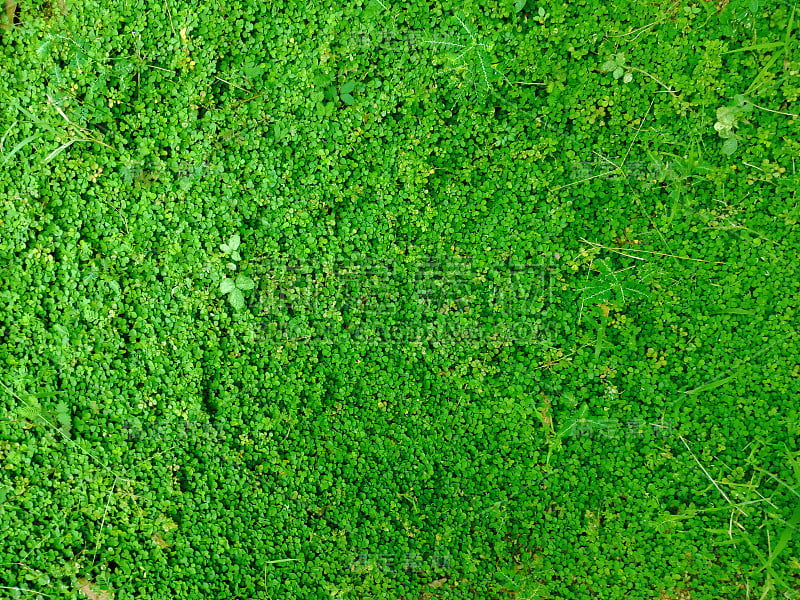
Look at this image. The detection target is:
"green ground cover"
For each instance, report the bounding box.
[1,0,799,598]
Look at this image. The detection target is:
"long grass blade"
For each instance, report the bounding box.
[2,133,41,165]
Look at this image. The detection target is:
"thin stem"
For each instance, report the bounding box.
[747,102,798,118]
[627,67,679,94]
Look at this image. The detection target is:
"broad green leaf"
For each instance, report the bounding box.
[229,288,245,309]
[716,106,737,127]
[235,275,255,290]
[340,93,354,106]
[340,81,355,95]
[227,234,241,251]
[515,0,527,12]
[220,278,236,294]
[613,66,624,79]
[721,137,738,155]
[623,72,633,83]
[601,60,617,72]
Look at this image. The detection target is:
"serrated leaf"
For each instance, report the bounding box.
[244,64,264,79]
[55,402,71,428]
[220,278,236,294]
[235,275,255,290]
[229,288,245,310]
[311,90,324,103]
[595,259,612,276]
[312,72,331,87]
[18,405,41,420]
[37,39,54,58]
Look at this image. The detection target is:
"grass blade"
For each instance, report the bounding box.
[722,41,785,54]
[44,139,78,163]
[2,133,41,165]
[683,374,737,395]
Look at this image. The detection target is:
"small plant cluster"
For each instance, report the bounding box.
[601,53,633,84]
[714,94,755,156]
[218,234,254,310]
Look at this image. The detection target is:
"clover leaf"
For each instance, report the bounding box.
[220,274,255,310]
[340,81,355,106]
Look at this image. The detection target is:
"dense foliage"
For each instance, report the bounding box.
[1,0,798,598]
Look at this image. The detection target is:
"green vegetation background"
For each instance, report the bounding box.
[1,0,799,598]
